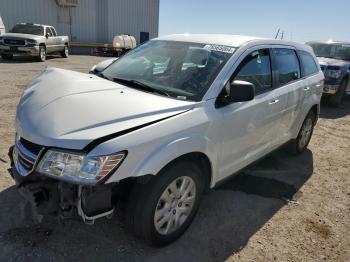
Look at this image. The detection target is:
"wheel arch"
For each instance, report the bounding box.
[155,152,213,192]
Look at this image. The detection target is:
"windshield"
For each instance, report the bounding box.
[102,40,235,101]
[10,24,44,36]
[308,43,350,61]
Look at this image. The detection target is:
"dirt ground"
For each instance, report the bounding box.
[0,55,349,262]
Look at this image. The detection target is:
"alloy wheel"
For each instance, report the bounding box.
[154,176,196,235]
[299,118,313,149]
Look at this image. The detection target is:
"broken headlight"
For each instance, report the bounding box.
[37,149,126,184]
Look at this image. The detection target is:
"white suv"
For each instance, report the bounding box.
[9,34,324,246]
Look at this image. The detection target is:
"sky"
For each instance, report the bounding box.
[159,0,350,43]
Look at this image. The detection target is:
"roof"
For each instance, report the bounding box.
[156,34,311,52]
[156,34,265,47]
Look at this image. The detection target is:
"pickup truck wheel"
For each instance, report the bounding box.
[1,54,13,60]
[38,46,46,62]
[289,111,315,154]
[126,161,204,246]
[329,79,347,107]
[61,45,69,58]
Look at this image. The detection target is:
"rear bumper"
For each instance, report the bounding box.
[8,146,114,224]
[0,45,40,56]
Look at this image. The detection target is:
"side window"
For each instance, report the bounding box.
[233,49,272,94]
[273,48,301,86]
[298,50,319,77]
[46,27,53,37]
[50,27,57,36]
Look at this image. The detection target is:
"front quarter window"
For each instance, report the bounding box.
[102,40,234,101]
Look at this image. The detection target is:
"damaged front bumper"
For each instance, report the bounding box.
[8,146,115,225]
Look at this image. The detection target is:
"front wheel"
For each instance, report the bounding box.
[37,46,46,62]
[126,161,204,246]
[289,111,316,154]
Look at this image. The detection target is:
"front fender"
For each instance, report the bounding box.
[106,134,218,186]
[132,134,217,182]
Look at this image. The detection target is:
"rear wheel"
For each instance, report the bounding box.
[126,161,204,246]
[329,79,347,107]
[1,54,13,60]
[37,46,46,62]
[288,111,316,154]
[61,45,69,58]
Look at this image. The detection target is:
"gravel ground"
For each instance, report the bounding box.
[0,55,349,262]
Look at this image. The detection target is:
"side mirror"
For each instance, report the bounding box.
[228,80,255,102]
[45,33,49,39]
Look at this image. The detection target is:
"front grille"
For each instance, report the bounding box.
[18,153,34,170]
[4,39,26,46]
[20,138,43,155]
[13,138,44,176]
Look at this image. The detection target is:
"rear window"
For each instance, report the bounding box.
[298,51,319,77]
[273,48,301,86]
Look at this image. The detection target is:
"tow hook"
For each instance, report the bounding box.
[77,186,114,225]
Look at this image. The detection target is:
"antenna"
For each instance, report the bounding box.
[274,28,280,39]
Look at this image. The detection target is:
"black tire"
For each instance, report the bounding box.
[37,45,46,62]
[329,79,347,107]
[61,45,69,58]
[288,111,316,154]
[126,161,205,247]
[1,54,13,60]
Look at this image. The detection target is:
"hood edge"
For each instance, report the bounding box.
[83,109,191,152]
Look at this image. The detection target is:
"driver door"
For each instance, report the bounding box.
[217,48,286,180]
[45,27,55,54]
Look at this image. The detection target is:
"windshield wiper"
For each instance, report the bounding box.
[113,78,170,97]
[97,72,111,80]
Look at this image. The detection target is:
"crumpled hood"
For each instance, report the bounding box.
[317,57,350,67]
[16,68,195,150]
[2,33,44,40]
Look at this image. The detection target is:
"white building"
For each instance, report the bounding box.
[0,0,159,44]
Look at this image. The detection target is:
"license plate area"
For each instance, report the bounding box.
[10,46,18,52]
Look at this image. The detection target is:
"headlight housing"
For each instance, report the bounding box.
[37,149,126,185]
[325,69,341,78]
[26,39,37,44]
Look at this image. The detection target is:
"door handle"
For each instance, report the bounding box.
[268,99,279,105]
[303,86,311,91]
[316,84,321,87]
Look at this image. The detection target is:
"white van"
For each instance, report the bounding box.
[9,34,324,246]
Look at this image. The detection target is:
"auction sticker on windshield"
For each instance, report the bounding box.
[204,44,235,54]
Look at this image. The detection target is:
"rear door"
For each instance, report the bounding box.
[50,27,63,52]
[270,48,304,140]
[217,47,286,180]
[45,27,56,53]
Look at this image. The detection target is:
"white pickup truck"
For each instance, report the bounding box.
[0,23,69,61]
